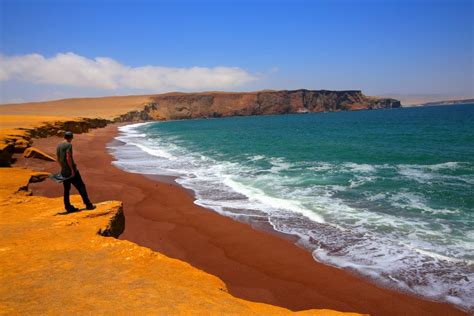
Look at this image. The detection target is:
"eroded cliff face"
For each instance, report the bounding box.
[0,117,110,166]
[114,90,401,121]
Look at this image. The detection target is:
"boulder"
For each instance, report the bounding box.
[0,143,15,167]
[14,139,31,153]
[23,147,56,162]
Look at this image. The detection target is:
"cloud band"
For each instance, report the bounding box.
[0,52,257,91]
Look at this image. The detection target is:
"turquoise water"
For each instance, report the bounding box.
[111,104,474,310]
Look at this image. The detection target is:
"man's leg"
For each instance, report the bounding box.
[63,179,73,211]
[71,171,93,208]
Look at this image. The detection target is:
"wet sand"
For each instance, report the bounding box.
[19,124,467,316]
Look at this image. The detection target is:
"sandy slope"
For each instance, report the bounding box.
[0,95,152,119]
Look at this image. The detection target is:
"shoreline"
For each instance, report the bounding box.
[143,169,302,244]
[19,123,467,316]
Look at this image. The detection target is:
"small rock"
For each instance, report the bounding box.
[29,172,51,183]
[14,139,31,153]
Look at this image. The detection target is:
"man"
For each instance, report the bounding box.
[56,131,95,213]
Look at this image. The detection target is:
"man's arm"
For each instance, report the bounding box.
[56,147,62,167]
[66,151,75,177]
[56,154,62,167]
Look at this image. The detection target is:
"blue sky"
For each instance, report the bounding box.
[1,0,473,103]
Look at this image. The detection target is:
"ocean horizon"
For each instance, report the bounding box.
[110,104,474,312]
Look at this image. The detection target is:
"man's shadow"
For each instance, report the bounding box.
[56,207,87,216]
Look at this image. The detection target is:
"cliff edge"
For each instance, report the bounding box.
[0,167,362,315]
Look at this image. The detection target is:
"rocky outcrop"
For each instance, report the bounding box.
[24,117,110,139]
[0,131,33,166]
[12,138,30,153]
[114,90,401,122]
[114,102,160,122]
[96,205,125,238]
[23,147,56,161]
[0,117,110,166]
[0,143,15,167]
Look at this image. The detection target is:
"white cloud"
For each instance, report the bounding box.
[0,52,257,91]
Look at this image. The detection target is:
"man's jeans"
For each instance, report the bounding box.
[63,170,92,209]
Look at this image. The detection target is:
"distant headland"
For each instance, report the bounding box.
[415,98,474,107]
[0,89,401,121]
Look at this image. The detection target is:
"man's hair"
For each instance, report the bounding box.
[64,131,74,139]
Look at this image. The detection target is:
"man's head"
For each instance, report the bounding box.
[64,131,74,142]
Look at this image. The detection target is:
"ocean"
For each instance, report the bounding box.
[110,104,474,311]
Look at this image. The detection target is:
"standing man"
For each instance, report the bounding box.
[56,131,95,213]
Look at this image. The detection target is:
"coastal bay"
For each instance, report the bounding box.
[3,0,472,313]
[18,123,467,316]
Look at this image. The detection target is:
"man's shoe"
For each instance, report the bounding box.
[66,206,80,213]
[86,204,96,210]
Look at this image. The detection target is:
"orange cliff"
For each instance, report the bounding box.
[0,168,363,315]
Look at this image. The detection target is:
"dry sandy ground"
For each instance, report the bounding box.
[0,95,152,119]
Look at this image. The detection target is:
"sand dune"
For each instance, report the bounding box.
[0,95,152,119]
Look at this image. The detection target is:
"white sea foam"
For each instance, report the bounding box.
[397,163,473,186]
[389,192,458,215]
[343,162,377,173]
[269,157,293,173]
[133,142,175,159]
[428,161,462,171]
[397,165,434,183]
[349,175,377,188]
[307,162,333,172]
[118,122,154,133]
[249,155,265,161]
[223,176,325,223]
[411,247,473,264]
[365,192,387,201]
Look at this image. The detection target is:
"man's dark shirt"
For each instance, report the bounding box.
[56,141,77,177]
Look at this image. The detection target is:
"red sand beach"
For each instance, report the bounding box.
[18,124,467,316]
